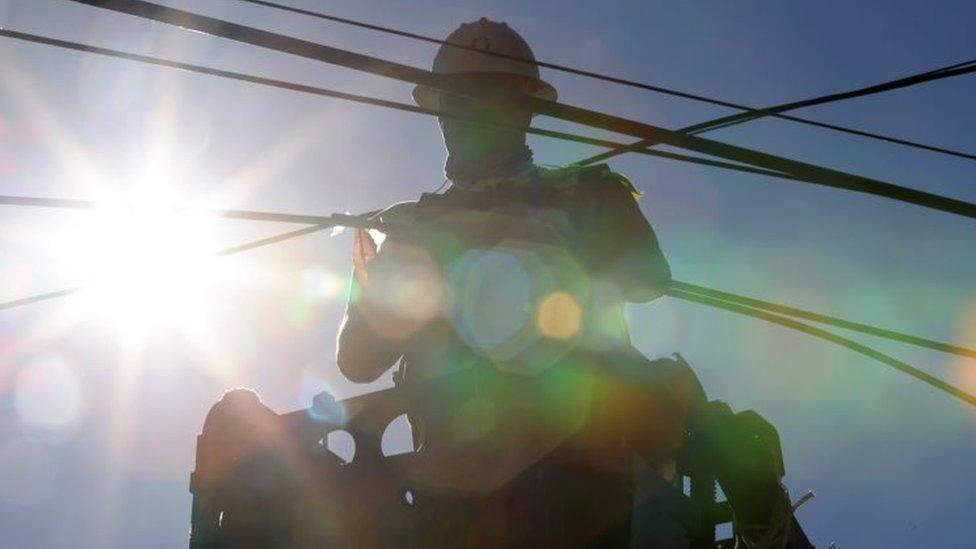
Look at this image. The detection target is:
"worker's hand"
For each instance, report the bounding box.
[352,228,377,288]
[690,401,787,527]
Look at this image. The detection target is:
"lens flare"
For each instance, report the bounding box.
[452,397,497,443]
[536,292,582,340]
[446,248,532,352]
[301,265,348,302]
[363,242,443,340]
[951,295,976,405]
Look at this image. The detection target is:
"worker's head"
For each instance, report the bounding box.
[412,18,556,174]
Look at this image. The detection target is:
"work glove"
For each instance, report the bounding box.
[688,401,791,538]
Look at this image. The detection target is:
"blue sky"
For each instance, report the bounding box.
[0,0,974,547]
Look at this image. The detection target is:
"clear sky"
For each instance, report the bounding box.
[1,0,974,547]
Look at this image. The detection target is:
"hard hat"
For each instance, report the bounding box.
[412,17,557,110]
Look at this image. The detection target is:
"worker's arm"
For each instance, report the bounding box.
[335,229,406,383]
[577,166,672,303]
[691,401,815,549]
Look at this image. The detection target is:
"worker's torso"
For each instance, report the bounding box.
[366,166,643,497]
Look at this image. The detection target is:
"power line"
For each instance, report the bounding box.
[3,197,974,363]
[0,287,83,311]
[0,193,378,226]
[671,281,976,359]
[5,22,975,356]
[0,222,354,312]
[237,0,976,162]
[64,0,976,221]
[579,60,976,166]
[668,287,976,408]
[5,218,970,408]
[0,29,804,184]
[697,59,976,134]
[3,2,972,406]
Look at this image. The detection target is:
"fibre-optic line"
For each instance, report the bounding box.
[238,0,976,162]
[64,0,976,220]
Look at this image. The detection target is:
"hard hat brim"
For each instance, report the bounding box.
[413,73,557,113]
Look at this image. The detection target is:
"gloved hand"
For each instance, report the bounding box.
[688,401,788,529]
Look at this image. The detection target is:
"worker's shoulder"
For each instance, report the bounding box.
[535,163,641,201]
[373,199,421,226]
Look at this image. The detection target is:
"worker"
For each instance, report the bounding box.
[336,18,810,548]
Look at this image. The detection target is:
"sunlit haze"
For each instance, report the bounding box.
[0,1,974,548]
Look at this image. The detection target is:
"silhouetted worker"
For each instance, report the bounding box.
[337,18,810,548]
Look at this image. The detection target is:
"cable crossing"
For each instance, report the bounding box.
[2,196,973,359]
[1,2,973,408]
[0,28,808,184]
[238,0,976,162]
[2,211,972,406]
[668,287,976,408]
[61,0,976,221]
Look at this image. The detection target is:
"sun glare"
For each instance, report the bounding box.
[66,199,221,343]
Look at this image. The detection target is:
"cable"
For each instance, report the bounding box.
[579,60,976,166]
[4,29,964,220]
[668,287,976,408]
[5,5,974,405]
[0,193,342,224]
[4,208,973,408]
[237,0,976,162]
[4,195,974,361]
[0,29,804,185]
[698,60,976,134]
[0,193,387,226]
[0,222,342,311]
[670,280,976,359]
[7,223,972,409]
[5,24,975,355]
[63,0,976,221]
[0,287,83,311]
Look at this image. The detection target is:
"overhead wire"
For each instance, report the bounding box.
[0,286,84,312]
[0,29,804,184]
[4,216,971,408]
[578,59,976,166]
[694,58,976,134]
[1,2,972,407]
[3,194,974,362]
[237,0,976,163]
[668,287,976,408]
[63,0,976,221]
[3,15,975,357]
[670,280,976,359]
[3,195,975,362]
[0,221,358,312]
[0,192,378,226]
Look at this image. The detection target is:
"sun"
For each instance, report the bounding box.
[59,196,223,345]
